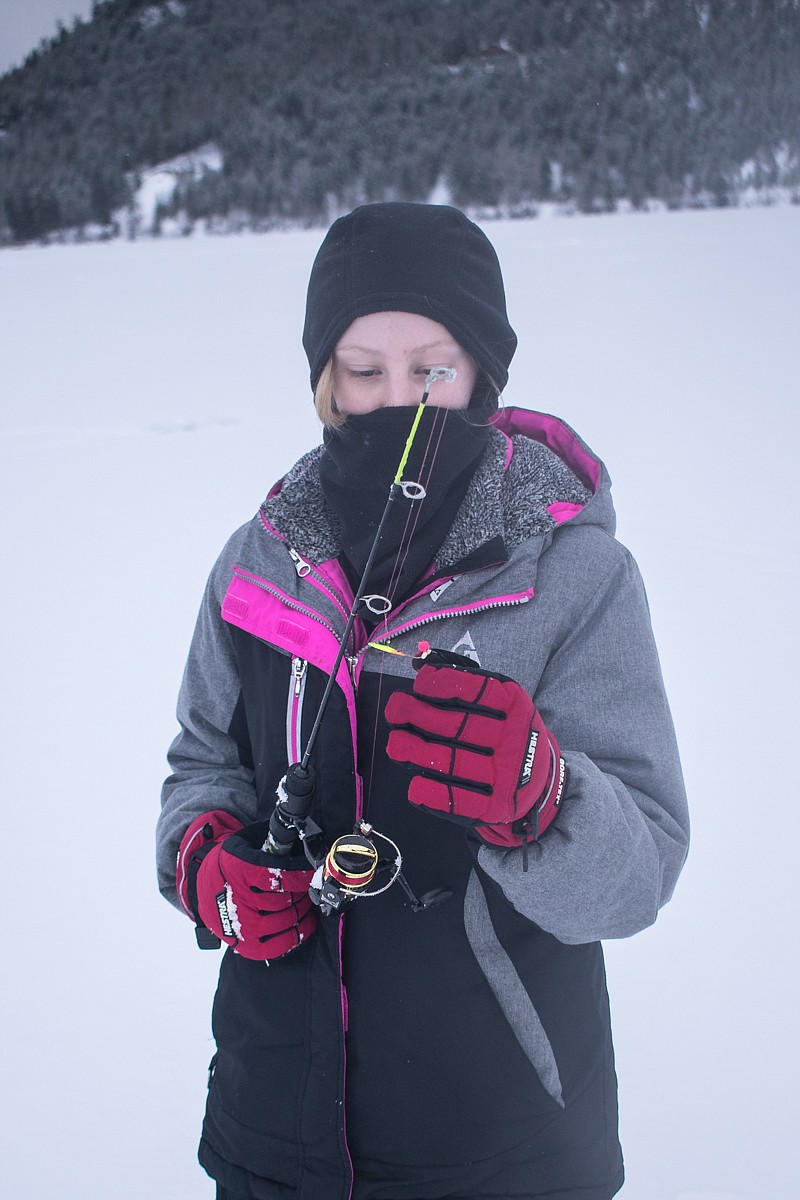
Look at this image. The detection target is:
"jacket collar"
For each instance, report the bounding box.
[262,423,593,572]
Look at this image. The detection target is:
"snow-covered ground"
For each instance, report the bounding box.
[1,205,798,1199]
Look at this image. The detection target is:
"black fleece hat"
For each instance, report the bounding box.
[302,202,517,391]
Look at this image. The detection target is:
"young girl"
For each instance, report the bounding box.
[158,202,689,1200]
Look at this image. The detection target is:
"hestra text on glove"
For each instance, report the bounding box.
[385,662,565,846]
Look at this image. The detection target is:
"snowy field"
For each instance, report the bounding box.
[1,205,798,1200]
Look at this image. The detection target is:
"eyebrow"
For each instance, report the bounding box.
[335,339,458,355]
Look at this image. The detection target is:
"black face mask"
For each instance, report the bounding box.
[319,402,494,616]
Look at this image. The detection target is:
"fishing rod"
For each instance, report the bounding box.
[263,368,458,916]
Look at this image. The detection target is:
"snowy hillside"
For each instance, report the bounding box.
[1,205,798,1200]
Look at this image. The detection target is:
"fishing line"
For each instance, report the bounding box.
[264,368,458,917]
[382,403,450,611]
[363,403,449,818]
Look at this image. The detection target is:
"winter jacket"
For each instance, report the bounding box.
[158,407,689,1200]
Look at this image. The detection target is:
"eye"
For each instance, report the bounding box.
[344,368,380,379]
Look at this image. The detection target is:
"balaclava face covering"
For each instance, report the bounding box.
[305,203,517,615]
[318,400,496,616]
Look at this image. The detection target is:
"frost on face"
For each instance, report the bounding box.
[427,366,457,384]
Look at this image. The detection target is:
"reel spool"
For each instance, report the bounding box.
[324,833,379,894]
[309,822,403,916]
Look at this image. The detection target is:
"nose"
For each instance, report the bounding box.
[384,371,421,407]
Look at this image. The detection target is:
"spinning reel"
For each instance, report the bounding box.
[265,763,449,917]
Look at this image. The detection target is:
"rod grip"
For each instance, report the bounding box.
[266,763,316,854]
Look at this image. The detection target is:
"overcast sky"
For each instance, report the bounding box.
[0,0,95,76]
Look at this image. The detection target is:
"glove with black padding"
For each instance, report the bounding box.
[177,812,317,960]
[385,657,565,847]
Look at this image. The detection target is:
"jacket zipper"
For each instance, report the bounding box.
[256,558,356,1194]
[286,656,307,764]
[232,566,342,643]
[287,547,312,577]
[364,591,534,658]
[287,543,353,622]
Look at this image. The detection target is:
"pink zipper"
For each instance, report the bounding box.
[339,919,354,1197]
[351,586,536,685]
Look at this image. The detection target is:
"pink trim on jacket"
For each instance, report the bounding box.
[497,428,514,470]
[318,556,354,599]
[223,569,355,709]
[339,919,354,1195]
[390,586,534,631]
[313,558,368,645]
[493,408,601,491]
[547,501,585,524]
[358,587,536,684]
[259,512,359,630]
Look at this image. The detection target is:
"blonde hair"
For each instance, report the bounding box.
[313,355,501,430]
[313,358,346,429]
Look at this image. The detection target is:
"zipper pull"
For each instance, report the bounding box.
[288,547,312,577]
[430,577,456,603]
[292,656,307,695]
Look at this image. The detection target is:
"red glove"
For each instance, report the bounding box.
[385,661,565,846]
[177,811,317,960]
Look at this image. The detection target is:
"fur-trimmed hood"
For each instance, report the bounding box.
[261,407,611,572]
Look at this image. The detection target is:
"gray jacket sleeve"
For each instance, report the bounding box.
[477,542,689,944]
[156,534,261,910]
